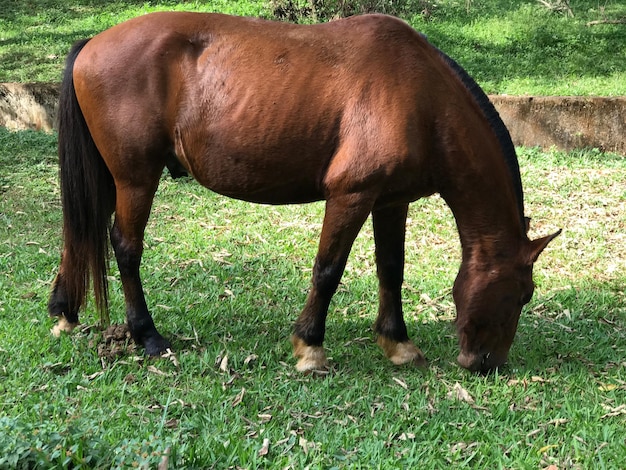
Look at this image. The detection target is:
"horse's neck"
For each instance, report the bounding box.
[437,130,526,261]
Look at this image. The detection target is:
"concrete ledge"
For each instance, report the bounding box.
[490,95,626,155]
[0,83,59,132]
[0,82,624,155]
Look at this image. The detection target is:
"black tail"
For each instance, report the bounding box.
[57,39,115,325]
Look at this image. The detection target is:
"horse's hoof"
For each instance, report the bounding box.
[377,336,427,368]
[143,334,172,357]
[291,335,328,372]
[50,317,78,337]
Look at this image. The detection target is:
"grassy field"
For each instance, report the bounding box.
[0,0,625,94]
[1,0,626,468]
[1,128,625,467]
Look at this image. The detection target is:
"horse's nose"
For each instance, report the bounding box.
[457,351,484,372]
[457,350,507,373]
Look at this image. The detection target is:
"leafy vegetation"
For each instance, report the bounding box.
[1,126,625,467]
[0,0,625,94]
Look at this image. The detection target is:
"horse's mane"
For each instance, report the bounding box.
[436,49,525,225]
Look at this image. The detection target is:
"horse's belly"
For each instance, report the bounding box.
[206,177,325,205]
[184,150,327,205]
[174,112,334,204]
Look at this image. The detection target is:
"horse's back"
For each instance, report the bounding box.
[71,13,453,203]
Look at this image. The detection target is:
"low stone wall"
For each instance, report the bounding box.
[1,82,624,155]
[0,83,60,132]
[490,95,626,155]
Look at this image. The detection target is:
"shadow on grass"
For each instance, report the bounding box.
[150,258,625,380]
[509,282,626,377]
[0,0,150,22]
[2,1,625,88]
[422,15,626,90]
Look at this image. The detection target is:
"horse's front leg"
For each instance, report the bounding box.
[111,184,171,356]
[292,194,373,371]
[372,204,426,367]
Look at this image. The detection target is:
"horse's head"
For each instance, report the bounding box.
[453,230,561,373]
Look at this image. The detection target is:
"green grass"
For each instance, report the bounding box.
[0,0,625,94]
[408,0,626,95]
[1,0,626,467]
[1,128,625,467]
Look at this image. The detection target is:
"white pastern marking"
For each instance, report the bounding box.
[50,317,78,337]
[291,335,329,372]
[378,337,426,367]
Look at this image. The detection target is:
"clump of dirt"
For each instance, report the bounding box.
[96,323,137,360]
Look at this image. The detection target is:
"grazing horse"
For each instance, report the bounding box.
[48,12,560,373]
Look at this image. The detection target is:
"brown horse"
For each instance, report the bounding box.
[48,12,559,373]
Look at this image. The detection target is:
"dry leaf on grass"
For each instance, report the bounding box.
[447,382,475,404]
[450,442,479,453]
[507,375,550,387]
[147,365,170,376]
[299,437,316,455]
[161,348,180,367]
[164,418,179,429]
[392,377,408,389]
[157,447,170,470]
[232,387,246,406]
[538,444,558,454]
[598,383,618,392]
[546,418,569,427]
[219,354,229,372]
[258,438,270,457]
[244,354,258,366]
[601,404,626,418]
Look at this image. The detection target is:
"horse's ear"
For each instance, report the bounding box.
[525,229,562,265]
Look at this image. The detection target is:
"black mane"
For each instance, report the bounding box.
[437,49,525,225]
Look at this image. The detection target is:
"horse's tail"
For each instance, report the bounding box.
[57,39,115,324]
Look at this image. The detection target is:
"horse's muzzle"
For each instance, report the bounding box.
[457,350,507,373]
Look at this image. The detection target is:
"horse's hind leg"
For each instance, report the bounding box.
[49,201,115,337]
[48,266,80,336]
[292,194,373,371]
[111,181,171,356]
[372,204,426,367]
